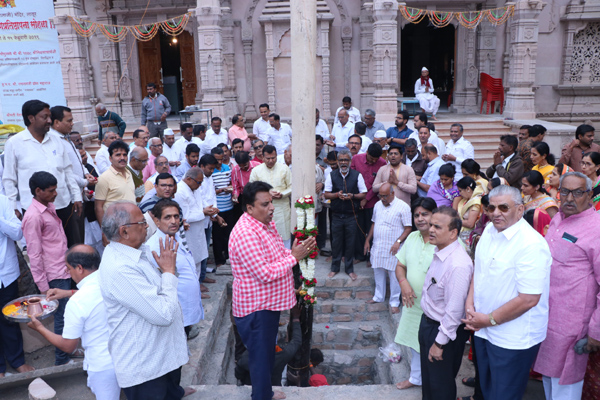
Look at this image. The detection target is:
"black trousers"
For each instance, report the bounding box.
[418,315,468,400]
[330,213,357,274]
[316,209,328,250]
[56,202,85,248]
[212,209,235,265]
[354,207,373,261]
[0,280,26,373]
[123,367,184,400]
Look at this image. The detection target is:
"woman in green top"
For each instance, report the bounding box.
[394,196,437,390]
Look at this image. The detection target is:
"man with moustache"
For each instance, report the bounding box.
[385,110,413,153]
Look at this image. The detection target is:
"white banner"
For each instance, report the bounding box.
[0,0,65,125]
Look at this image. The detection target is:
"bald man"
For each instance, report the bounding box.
[95,103,126,140]
[127,147,149,204]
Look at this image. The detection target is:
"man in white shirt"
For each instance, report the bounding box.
[3,100,83,229]
[95,131,120,175]
[198,154,222,287]
[172,123,195,163]
[28,245,120,400]
[265,113,292,155]
[408,113,445,155]
[328,109,355,152]
[0,194,34,378]
[201,117,229,156]
[417,144,445,197]
[99,202,194,398]
[334,96,361,125]
[161,129,180,168]
[315,108,329,138]
[128,129,150,156]
[354,122,372,154]
[411,125,446,156]
[462,185,552,400]
[252,103,272,142]
[442,123,474,180]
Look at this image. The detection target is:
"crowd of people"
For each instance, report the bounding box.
[0,90,598,400]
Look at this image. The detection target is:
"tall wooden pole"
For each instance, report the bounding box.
[289,0,316,387]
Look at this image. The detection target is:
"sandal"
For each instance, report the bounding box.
[461,377,476,387]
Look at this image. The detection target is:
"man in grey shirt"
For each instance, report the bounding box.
[141,82,171,140]
[363,109,386,140]
[98,201,195,398]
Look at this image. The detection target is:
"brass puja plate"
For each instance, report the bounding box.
[2,294,59,323]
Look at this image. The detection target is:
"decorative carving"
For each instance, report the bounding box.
[569,22,600,84]
[524,28,534,40]
[204,34,214,46]
[343,26,352,36]
[64,43,73,55]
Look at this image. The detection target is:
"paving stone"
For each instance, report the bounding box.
[355,290,372,299]
[325,279,345,288]
[315,291,330,299]
[367,302,388,312]
[365,313,380,321]
[315,314,331,323]
[333,290,352,299]
[28,378,56,400]
[333,353,353,365]
[332,315,352,322]
[319,304,333,313]
[336,327,354,343]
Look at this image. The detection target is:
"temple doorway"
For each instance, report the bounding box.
[400,20,455,109]
[137,30,197,114]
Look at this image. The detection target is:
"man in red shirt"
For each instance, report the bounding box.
[350,143,386,264]
[229,181,315,400]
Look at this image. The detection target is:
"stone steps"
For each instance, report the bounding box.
[312,321,382,351]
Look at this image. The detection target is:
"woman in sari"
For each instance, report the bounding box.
[461,159,488,197]
[453,176,481,246]
[530,142,555,183]
[394,197,437,390]
[545,163,570,203]
[521,170,559,218]
[580,151,600,211]
[524,208,552,237]
[426,163,460,207]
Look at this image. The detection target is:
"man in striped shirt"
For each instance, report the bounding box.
[210,146,234,269]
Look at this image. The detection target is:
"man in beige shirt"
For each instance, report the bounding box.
[372,144,417,206]
[95,140,135,226]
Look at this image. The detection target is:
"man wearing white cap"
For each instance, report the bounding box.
[373,130,389,160]
[415,67,440,120]
[173,123,195,162]
[161,128,180,168]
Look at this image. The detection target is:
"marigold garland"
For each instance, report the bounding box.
[398,5,514,29]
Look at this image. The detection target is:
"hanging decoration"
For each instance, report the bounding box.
[67,12,191,42]
[398,5,514,29]
[294,196,318,307]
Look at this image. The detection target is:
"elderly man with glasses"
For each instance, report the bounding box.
[143,137,170,182]
[363,183,412,314]
[127,147,149,205]
[462,185,552,400]
[533,172,600,400]
[99,201,195,398]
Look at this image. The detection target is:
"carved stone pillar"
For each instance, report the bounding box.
[452,22,479,113]
[242,39,257,120]
[319,17,333,118]
[371,0,399,124]
[53,0,96,131]
[115,15,136,121]
[195,0,226,118]
[221,7,238,120]
[342,37,352,97]
[94,2,122,115]
[359,5,374,110]
[478,22,496,76]
[504,0,545,120]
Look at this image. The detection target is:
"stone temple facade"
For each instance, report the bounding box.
[53,0,600,131]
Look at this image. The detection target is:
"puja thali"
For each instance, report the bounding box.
[2,294,59,323]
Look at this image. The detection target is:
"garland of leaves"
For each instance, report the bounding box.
[68,12,191,42]
[399,5,514,29]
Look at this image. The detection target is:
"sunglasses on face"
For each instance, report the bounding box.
[487,203,511,213]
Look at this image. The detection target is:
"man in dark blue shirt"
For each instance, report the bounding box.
[386,110,413,154]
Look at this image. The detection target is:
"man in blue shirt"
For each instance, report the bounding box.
[386,110,413,154]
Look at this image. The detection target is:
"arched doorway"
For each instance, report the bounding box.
[400,20,455,109]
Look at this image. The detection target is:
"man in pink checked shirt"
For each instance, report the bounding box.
[229,181,315,400]
[22,171,72,366]
[231,151,260,220]
[418,206,473,400]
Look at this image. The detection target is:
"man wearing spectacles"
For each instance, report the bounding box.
[143,155,171,194]
[462,185,552,400]
[143,137,170,182]
[127,147,149,205]
[251,140,265,164]
[534,172,600,399]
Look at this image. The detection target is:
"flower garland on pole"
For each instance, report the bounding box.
[294,195,318,306]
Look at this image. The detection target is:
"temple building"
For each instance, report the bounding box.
[53,0,600,130]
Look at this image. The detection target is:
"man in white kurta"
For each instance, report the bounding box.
[174,168,209,275]
[249,145,292,247]
[414,67,440,118]
[364,183,412,313]
[146,200,203,331]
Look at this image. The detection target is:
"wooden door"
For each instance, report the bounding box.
[137,35,163,98]
[179,31,197,107]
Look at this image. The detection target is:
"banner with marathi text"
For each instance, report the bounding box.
[0,0,65,125]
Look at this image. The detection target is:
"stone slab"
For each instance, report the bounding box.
[28,378,56,400]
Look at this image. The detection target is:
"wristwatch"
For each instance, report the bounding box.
[434,341,444,349]
[396,238,402,244]
[489,313,498,326]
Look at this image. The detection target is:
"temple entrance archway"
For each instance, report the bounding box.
[400,20,455,109]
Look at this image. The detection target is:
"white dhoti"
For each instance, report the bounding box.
[416,93,440,115]
[187,221,209,273]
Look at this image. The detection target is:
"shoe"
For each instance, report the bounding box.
[206,267,216,273]
[203,277,216,284]
[320,249,331,257]
[461,377,476,387]
[187,325,200,340]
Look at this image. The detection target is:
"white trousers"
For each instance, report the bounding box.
[542,376,583,400]
[409,348,422,386]
[87,368,121,400]
[417,96,440,115]
[372,268,401,307]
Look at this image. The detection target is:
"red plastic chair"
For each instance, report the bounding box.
[480,73,504,114]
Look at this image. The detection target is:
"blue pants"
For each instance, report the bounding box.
[0,280,26,373]
[474,336,540,400]
[234,310,280,400]
[199,225,212,282]
[49,278,72,365]
[122,366,184,400]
